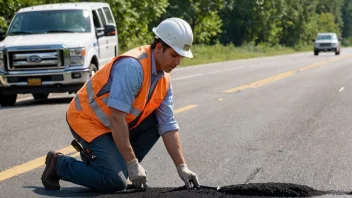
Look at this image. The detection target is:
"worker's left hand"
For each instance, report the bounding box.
[177,164,200,189]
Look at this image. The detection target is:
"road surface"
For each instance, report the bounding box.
[1,49,352,197]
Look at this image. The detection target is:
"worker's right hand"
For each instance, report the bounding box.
[126,159,148,190]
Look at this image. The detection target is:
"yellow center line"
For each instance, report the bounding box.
[223,55,352,93]
[0,105,198,182]
[174,104,198,114]
[0,146,76,182]
[250,71,296,88]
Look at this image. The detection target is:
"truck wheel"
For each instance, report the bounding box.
[32,93,49,100]
[314,50,319,56]
[335,49,340,55]
[0,94,17,106]
[90,63,97,78]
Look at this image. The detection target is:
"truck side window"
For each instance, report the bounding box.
[92,10,102,28]
[103,7,114,24]
[97,8,107,25]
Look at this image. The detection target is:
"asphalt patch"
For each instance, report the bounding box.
[112,183,336,198]
[115,186,227,198]
[31,183,350,197]
[219,183,328,197]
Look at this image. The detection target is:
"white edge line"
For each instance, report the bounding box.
[209,71,221,74]
[224,66,246,71]
[172,73,204,81]
[339,87,345,92]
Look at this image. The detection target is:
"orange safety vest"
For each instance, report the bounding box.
[66,45,170,143]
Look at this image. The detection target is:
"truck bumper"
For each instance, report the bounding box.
[0,69,90,94]
[314,47,338,52]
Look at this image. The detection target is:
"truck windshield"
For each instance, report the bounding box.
[316,35,333,40]
[7,9,91,35]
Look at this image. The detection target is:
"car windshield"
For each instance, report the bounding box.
[7,9,91,35]
[316,35,333,40]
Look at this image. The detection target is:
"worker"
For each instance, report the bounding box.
[41,17,200,193]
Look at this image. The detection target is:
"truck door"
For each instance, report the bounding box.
[92,9,109,67]
[102,6,118,57]
[97,8,116,60]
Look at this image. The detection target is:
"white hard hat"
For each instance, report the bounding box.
[152,17,193,58]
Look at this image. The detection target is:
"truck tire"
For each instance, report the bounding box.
[90,63,98,78]
[0,94,17,106]
[335,49,340,55]
[32,93,49,100]
[314,50,319,56]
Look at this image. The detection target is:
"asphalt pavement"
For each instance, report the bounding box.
[2,49,352,197]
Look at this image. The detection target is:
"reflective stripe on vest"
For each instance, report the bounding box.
[137,52,148,61]
[75,95,82,111]
[149,72,164,101]
[86,80,110,128]
[75,79,142,128]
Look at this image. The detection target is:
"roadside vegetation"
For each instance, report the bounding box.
[1,0,352,67]
[121,43,312,67]
[181,44,313,67]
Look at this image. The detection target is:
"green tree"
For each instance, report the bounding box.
[106,0,168,49]
[280,0,319,47]
[0,0,21,32]
[219,0,285,46]
[316,0,343,35]
[317,13,340,34]
[246,0,285,46]
[161,0,224,44]
[341,0,352,38]
[1,0,350,48]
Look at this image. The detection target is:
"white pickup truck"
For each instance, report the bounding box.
[0,2,118,106]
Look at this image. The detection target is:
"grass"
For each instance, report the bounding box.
[120,43,313,67]
[179,43,312,67]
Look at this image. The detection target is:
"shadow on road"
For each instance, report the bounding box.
[0,97,73,110]
[25,186,104,197]
[25,182,352,198]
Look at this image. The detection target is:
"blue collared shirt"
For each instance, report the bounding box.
[106,51,179,135]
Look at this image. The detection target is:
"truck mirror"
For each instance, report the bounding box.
[104,25,116,36]
[312,39,315,42]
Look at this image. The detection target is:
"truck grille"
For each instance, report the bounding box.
[319,43,331,47]
[4,45,70,71]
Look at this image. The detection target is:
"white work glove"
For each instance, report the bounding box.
[126,159,148,190]
[177,164,200,189]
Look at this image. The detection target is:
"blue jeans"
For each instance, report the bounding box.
[57,113,160,193]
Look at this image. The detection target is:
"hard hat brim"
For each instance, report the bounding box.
[152,27,193,58]
[173,46,193,58]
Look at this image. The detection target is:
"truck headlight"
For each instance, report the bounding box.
[332,43,337,47]
[0,51,4,71]
[69,48,86,66]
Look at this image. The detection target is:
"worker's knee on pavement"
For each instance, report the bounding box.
[100,172,127,193]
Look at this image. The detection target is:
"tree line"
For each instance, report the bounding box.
[1,0,352,49]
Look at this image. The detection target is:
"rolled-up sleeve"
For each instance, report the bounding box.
[107,58,143,113]
[156,82,180,135]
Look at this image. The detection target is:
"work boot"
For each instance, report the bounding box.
[41,151,63,190]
